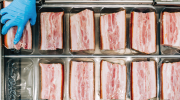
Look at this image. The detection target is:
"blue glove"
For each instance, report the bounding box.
[0,0,36,44]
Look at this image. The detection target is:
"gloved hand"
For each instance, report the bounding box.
[0,0,36,44]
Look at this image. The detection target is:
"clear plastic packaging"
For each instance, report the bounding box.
[38,7,65,55]
[5,58,34,100]
[158,58,180,100]
[100,8,127,55]
[69,58,95,99]
[99,58,128,99]
[4,56,162,100]
[160,7,180,55]
[130,7,159,55]
[69,8,95,55]
[37,58,65,100]
[129,58,158,100]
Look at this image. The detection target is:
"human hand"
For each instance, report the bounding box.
[1,0,36,44]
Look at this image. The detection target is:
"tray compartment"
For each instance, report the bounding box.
[129,58,159,100]
[69,58,95,99]
[37,58,65,100]
[158,58,180,100]
[100,58,128,99]
[5,58,34,100]
[2,24,35,55]
[2,1,34,55]
[69,8,95,55]
[100,7,128,55]
[160,7,180,55]
[37,7,65,55]
[130,7,159,55]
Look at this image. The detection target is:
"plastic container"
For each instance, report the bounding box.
[37,7,65,55]
[2,24,34,55]
[130,58,158,100]
[100,8,127,55]
[158,58,180,100]
[5,58,34,100]
[99,58,128,99]
[130,7,159,55]
[37,58,65,100]
[69,8,95,55]
[69,58,95,99]
[160,7,180,55]
[2,0,34,55]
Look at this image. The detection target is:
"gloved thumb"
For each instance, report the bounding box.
[30,14,37,25]
[2,19,15,35]
[13,26,25,44]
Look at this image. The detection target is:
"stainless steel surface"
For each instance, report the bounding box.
[156,0,180,1]
[1,32,4,100]
[155,0,180,5]
[4,55,180,58]
[0,3,4,100]
[44,0,153,5]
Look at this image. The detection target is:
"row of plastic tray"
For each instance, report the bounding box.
[5,57,179,100]
[4,6,180,55]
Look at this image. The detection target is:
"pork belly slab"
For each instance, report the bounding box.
[162,12,180,49]
[70,61,94,100]
[40,12,64,50]
[70,9,95,52]
[161,62,180,100]
[100,60,126,99]
[131,12,156,54]
[131,61,156,100]
[3,1,32,50]
[100,10,126,50]
[40,63,64,100]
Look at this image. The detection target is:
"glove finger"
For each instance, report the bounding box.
[1,14,13,24]
[30,14,37,25]
[13,25,25,44]
[0,8,8,16]
[2,19,16,35]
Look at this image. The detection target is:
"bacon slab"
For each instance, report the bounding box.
[70,61,94,100]
[131,61,156,100]
[40,63,64,100]
[100,10,126,50]
[131,12,156,54]
[161,62,180,100]
[70,9,95,52]
[100,60,126,99]
[3,1,32,50]
[40,12,64,50]
[162,12,180,49]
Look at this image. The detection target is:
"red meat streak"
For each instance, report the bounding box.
[40,64,63,100]
[70,61,94,100]
[100,10,125,50]
[162,62,180,100]
[40,12,63,50]
[70,9,94,51]
[101,61,126,99]
[132,61,156,100]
